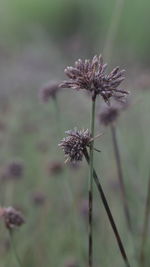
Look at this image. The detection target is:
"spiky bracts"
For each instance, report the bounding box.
[60,55,127,103]
[59,128,91,162]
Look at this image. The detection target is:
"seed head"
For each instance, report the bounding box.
[39,81,60,102]
[1,207,25,230]
[60,55,127,102]
[59,128,91,162]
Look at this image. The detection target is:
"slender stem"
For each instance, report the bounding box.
[88,96,96,267]
[139,173,150,266]
[84,148,131,267]
[9,230,22,267]
[111,124,132,232]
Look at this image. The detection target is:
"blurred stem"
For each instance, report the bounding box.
[88,96,96,267]
[139,173,150,266]
[9,230,22,267]
[84,148,131,267]
[111,124,132,232]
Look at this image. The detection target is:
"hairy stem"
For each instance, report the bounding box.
[84,148,131,267]
[89,96,96,267]
[139,174,150,266]
[111,124,132,232]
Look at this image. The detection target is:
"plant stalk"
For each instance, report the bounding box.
[139,173,150,266]
[88,95,96,267]
[9,229,22,267]
[111,124,132,232]
[84,148,131,267]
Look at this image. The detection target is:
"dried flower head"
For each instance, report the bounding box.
[59,128,91,162]
[60,55,127,102]
[1,207,25,230]
[99,104,120,126]
[39,81,60,102]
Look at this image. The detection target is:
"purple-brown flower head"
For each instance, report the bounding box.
[59,128,91,162]
[39,81,60,102]
[6,160,24,179]
[99,104,120,126]
[1,207,25,230]
[60,55,127,102]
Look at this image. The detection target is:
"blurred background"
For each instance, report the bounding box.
[0,0,150,266]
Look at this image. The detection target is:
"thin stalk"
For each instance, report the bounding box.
[111,124,132,232]
[88,96,96,267]
[84,148,131,267]
[139,173,150,266]
[9,230,22,267]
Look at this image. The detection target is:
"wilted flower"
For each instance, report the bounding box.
[60,55,127,102]
[99,104,120,126]
[39,81,60,102]
[0,207,25,230]
[59,128,91,162]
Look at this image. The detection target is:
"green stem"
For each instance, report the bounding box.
[9,230,22,267]
[139,173,150,266]
[89,96,96,267]
[111,124,132,232]
[84,148,131,267]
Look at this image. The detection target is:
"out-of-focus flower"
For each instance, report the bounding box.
[64,258,79,267]
[0,207,25,230]
[39,81,60,102]
[47,161,63,176]
[59,128,91,162]
[6,160,24,179]
[32,192,47,206]
[60,55,127,102]
[98,104,120,126]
